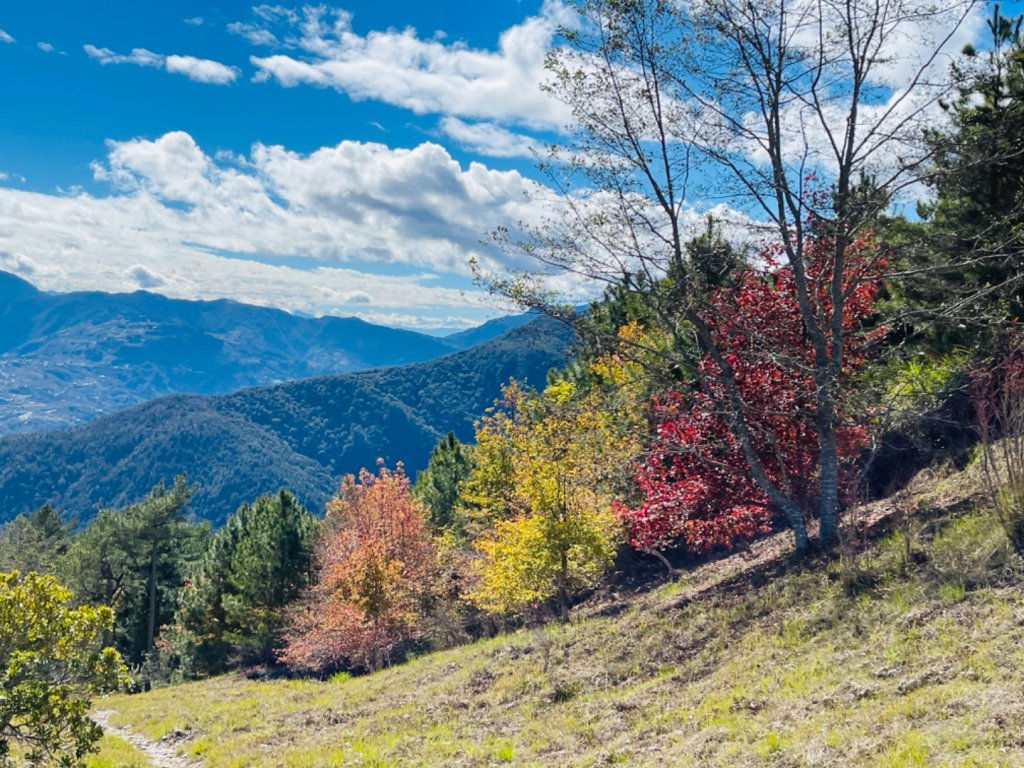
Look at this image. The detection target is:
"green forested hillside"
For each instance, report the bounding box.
[0,316,573,525]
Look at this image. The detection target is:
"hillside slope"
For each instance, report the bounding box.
[0,272,524,435]
[0,316,574,525]
[90,468,1024,767]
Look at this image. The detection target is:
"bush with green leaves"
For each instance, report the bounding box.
[0,571,128,766]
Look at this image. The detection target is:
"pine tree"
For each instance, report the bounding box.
[0,505,72,575]
[58,477,203,665]
[414,433,474,535]
[174,489,317,676]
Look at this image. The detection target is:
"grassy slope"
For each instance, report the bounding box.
[92,469,1024,767]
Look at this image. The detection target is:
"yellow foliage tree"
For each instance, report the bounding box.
[466,379,633,621]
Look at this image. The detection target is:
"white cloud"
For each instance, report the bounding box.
[439,117,543,159]
[165,55,239,85]
[37,42,54,53]
[85,44,164,67]
[0,29,13,44]
[184,17,205,26]
[0,252,39,275]
[242,1,574,130]
[84,44,239,85]
[0,131,558,329]
[227,21,279,47]
[0,128,757,327]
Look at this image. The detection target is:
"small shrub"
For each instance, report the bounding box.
[971,337,1024,556]
[836,555,883,597]
[550,679,581,703]
[494,743,515,762]
[993,484,1024,554]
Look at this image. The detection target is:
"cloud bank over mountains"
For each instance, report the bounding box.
[0,131,550,330]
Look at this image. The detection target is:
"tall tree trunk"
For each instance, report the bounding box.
[817,428,841,546]
[146,546,158,653]
[779,497,810,554]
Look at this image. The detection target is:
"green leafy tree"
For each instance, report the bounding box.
[174,490,317,676]
[0,571,127,767]
[414,433,475,535]
[0,505,72,575]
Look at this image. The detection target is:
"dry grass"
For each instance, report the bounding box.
[92,466,1024,767]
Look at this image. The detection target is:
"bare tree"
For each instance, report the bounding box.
[485,0,977,552]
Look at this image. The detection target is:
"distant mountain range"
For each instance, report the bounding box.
[0,271,534,435]
[0,315,574,526]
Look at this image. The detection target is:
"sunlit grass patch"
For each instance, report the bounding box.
[84,733,154,767]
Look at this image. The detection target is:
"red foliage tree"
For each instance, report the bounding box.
[281,461,437,672]
[620,232,885,555]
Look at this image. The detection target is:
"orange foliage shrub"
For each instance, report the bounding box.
[281,462,437,672]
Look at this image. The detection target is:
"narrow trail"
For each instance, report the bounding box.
[92,709,201,768]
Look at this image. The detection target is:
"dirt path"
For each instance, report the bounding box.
[92,709,201,768]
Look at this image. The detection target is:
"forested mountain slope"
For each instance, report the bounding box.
[0,315,573,525]
[0,271,522,435]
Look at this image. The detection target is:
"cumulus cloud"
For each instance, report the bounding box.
[241,1,574,130]
[84,44,239,84]
[0,29,13,44]
[85,44,163,67]
[37,42,54,53]
[0,127,759,327]
[0,252,39,275]
[439,117,543,159]
[79,131,554,274]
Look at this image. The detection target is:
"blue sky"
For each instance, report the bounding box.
[0,1,998,332]
[0,1,570,332]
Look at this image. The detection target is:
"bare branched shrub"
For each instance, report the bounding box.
[972,333,1024,554]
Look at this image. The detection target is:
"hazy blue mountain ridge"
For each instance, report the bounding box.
[0,272,526,434]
